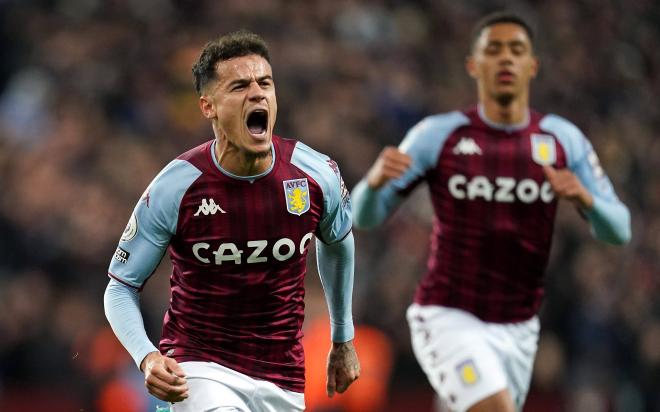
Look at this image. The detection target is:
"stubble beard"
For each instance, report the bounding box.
[244,148,271,160]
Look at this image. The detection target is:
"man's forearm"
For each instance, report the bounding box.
[586,196,631,245]
[351,180,403,229]
[104,279,159,368]
[316,232,355,342]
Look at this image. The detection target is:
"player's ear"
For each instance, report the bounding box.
[530,55,540,79]
[199,94,215,119]
[466,55,478,79]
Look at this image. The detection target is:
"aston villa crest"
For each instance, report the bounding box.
[283,178,310,216]
[531,134,556,166]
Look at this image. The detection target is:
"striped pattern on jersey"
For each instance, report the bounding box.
[398,107,568,322]
[109,135,351,392]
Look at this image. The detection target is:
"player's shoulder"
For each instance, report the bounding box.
[287,139,344,198]
[538,112,590,164]
[146,144,206,206]
[413,110,471,136]
[399,110,470,167]
[287,138,333,172]
[176,139,214,166]
[539,113,586,141]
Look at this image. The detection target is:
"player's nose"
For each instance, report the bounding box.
[247,81,266,102]
[498,55,514,67]
[498,47,515,64]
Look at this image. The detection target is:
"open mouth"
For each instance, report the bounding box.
[246,109,268,136]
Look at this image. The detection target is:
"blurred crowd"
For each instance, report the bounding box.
[0,0,658,411]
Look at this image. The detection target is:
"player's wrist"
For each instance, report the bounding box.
[578,190,594,210]
[366,174,385,189]
[140,351,161,372]
[331,339,354,349]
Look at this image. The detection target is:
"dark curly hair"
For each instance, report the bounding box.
[192,30,270,95]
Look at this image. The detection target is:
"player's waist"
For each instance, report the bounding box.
[414,280,545,323]
[162,345,306,393]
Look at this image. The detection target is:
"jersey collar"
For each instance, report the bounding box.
[477,103,530,133]
[210,140,276,183]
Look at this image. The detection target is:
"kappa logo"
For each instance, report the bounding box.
[194,198,226,216]
[453,137,482,156]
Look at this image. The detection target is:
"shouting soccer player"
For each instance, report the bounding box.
[352,11,630,412]
[104,31,360,411]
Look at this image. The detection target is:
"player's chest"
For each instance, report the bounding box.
[176,174,323,240]
[437,129,566,177]
[434,129,567,203]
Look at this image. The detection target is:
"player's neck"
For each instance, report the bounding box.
[214,138,273,177]
[480,98,528,126]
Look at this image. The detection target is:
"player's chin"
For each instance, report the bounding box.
[243,133,272,157]
[493,90,516,106]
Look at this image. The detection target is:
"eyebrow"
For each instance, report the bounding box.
[486,39,527,47]
[227,75,273,88]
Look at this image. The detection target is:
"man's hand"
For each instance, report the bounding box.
[366,146,412,189]
[141,351,189,402]
[326,340,360,398]
[543,166,593,209]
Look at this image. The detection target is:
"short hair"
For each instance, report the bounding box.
[470,11,535,52]
[192,30,270,95]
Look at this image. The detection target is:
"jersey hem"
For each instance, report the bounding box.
[412,297,539,324]
[168,354,305,393]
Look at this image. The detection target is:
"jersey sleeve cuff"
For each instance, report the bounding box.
[584,195,632,245]
[133,345,160,369]
[585,196,607,220]
[330,321,355,343]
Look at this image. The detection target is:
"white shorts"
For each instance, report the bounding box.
[407,304,539,412]
[171,361,305,412]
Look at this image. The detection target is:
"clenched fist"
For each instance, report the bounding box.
[366,146,412,189]
[543,165,593,209]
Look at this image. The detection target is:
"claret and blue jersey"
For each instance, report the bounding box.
[108,135,352,393]
[353,105,630,323]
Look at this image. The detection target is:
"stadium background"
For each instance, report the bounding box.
[0,0,658,411]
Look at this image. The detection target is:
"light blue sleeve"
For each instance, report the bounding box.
[316,232,355,342]
[541,115,631,244]
[352,112,470,229]
[108,159,202,288]
[104,279,159,368]
[291,142,352,244]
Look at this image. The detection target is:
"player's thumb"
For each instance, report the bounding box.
[542,165,556,180]
[164,357,186,379]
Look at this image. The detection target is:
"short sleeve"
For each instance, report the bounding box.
[540,114,620,202]
[108,159,202,289]
[290,142,352,244]
[391,111,470,195]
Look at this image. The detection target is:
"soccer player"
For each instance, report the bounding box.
[352,11,630,412]
[103,31,360,411]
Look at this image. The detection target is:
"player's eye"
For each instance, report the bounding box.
[485,44,501,55]
[259,80,271,88]
[511,44,526,56]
